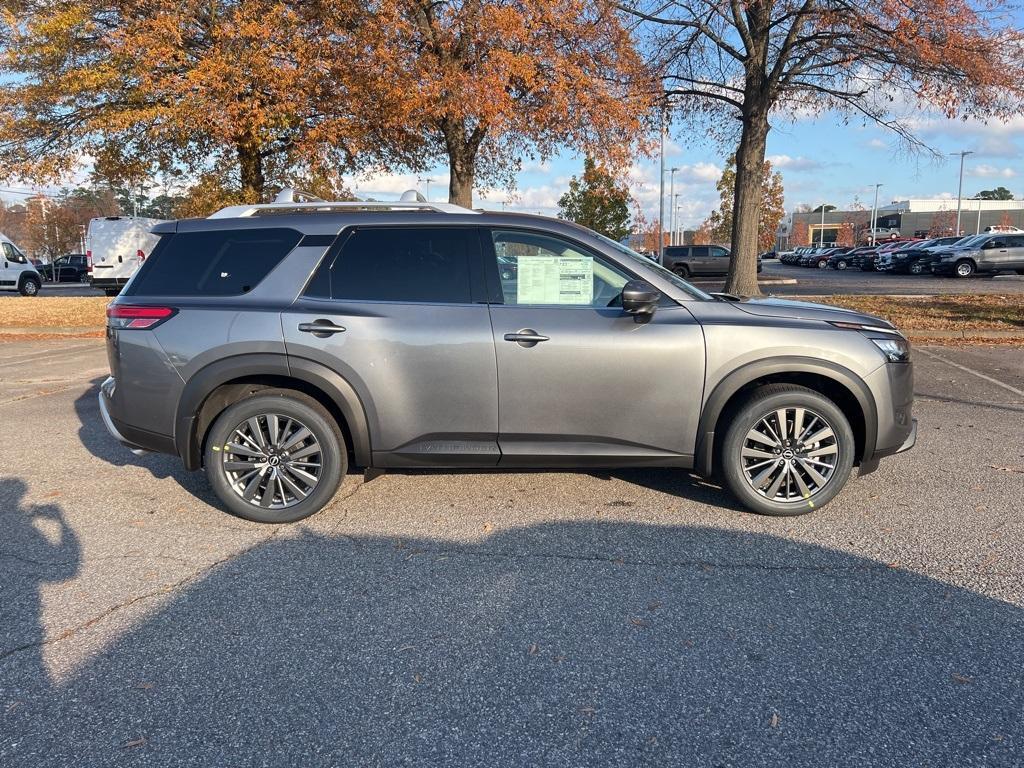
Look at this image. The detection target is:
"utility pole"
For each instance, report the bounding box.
[819,204,826,247]
[953,150,973,236]
[673,194,683,244]
[976,201,982,235]
[658,103,666,263]
[418,177,434,202]
[668,167,679,246]
[869,184,882,246]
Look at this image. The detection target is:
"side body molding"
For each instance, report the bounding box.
[694,356,878,477]
[174,353,372,470]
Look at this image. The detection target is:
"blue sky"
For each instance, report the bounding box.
[3,108,1020,228]
[344,107,1023,230]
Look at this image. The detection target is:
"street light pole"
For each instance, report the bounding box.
[668,167,679,246]
[658,104,666,263]
[819,203,826,247]
[673,193,683,244]
[953,150,973,236]
[869,184,882,246]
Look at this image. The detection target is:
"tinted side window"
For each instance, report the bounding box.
[316,227,473,304]
[711,247,730,258]
[691,246,709,257]
[663,246,688,259]
[127,228,301,296]
[1005,236,1024,248]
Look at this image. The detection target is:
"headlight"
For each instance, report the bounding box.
[872,337,911,363]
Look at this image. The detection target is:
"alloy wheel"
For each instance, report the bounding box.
[221,413,323,510]
[741,406,840,503]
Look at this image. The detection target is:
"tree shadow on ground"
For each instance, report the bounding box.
[1,489,1021,766]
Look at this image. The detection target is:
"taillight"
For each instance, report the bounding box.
[137,249,146,262]
[106,305,177,330]
[86,250,93,273]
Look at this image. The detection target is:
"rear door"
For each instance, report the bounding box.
[282,225,499,468]
[689,246,710,274]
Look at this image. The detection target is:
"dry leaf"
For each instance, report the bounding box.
[629,618,651,628]
[135,682,154,690]
[770,713,780,728]
[952,673,973,685]
[413,673,423,684]
[528,643,539,655]
[647,601,663,611]
[121,737,147,749]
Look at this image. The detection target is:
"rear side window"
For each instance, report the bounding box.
[307,227,473,304]
[126,228,301,296]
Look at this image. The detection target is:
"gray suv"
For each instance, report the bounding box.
[99,196,916,523]
[931,233,1024,277]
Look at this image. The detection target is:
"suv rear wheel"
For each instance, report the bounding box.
[720,385,855,516]
[673,265,690,279]
[204,390,347,523]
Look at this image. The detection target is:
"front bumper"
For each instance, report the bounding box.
[98,377,152,456]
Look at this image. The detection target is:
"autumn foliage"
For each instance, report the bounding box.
[0,1,654,210]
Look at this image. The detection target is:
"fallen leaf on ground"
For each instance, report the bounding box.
[121,737,147,749]
[952,673,973,685]
[770,713,780,728]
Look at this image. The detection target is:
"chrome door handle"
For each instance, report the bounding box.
[298,320,346,337]
[503,329,549,347]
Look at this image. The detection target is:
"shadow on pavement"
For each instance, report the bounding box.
[1,496,1021,765]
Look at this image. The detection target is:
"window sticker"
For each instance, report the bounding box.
[515,255,593,304]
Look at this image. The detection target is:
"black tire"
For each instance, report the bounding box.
[954,260,976,278]
[909,262,922,275]
[719,384,855,516]
[103,288,120,297]
[836,260,847,270]
[674,265,690,279]
[79,272,90,284]
[18,276,40,296]
[204,390,347,523]
[817,259,828,269]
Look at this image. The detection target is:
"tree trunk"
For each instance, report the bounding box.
[447,145,475,208]
[725,107,770,297]
[236,139,266,203]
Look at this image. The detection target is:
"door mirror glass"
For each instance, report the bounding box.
[621,279,661,318]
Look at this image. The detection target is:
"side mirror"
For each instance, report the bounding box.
[621,279,660,319]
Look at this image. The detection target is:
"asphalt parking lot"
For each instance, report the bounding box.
[715,262,1024,296]
[1,339,1022,766]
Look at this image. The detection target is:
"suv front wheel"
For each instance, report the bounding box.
[204,390,347,523]
[720,385,855,516]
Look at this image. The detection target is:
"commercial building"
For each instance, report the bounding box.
[778,198,1024,247]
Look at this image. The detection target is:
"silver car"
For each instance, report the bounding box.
[100,194,916,523]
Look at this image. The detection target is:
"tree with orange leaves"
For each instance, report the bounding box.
[0,1,374,203]
[836,222,855,247]
[624,0,1024,295]
[790,219,809,247]
[362,1,656,207]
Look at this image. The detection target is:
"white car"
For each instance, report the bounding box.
[0,232,41,296]
[86,216,167,296]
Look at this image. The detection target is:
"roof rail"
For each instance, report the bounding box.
[209,189,478,219]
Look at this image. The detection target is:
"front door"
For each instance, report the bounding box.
[484,228,705,466]
[283,225,499,468]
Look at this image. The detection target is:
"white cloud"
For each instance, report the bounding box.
[767,154,822,172]
[865,138,888,150]
[967,164,1017,179]
[343,171,449,200]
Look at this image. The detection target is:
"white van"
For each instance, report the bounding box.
[0,231,42,296]
[86,216,167,296]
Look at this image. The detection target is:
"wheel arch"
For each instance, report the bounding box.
[175,354,371,470]
[695,357,877,477]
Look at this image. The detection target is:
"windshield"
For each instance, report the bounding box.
[953,235,985,248]
[594,234,713,300]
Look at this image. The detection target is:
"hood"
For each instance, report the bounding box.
[729,297,896,329]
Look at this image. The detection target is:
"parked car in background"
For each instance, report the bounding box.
[849,246,880,271]
[87,215,167,296]
[932,232,1024,277]
[99,191,916,523]
[39,253,89,283]
[807,247,848,269]
[876,237,962,274]
[0,232,42,295]
[828,246,872,270]
[662,245,762,277]
[912,235,985,275]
